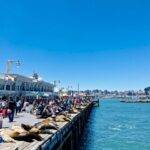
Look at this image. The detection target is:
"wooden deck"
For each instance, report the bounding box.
[0,104,92,150]
[0,114,77,150]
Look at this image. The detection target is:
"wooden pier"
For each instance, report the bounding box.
[0,103,93,150]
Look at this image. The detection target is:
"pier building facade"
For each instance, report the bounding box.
[0,73,54,99]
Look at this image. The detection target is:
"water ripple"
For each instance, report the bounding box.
[79,99,150,150]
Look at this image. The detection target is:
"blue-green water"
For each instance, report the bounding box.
[79,99,150,150]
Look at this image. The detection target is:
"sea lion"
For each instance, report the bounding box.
[40,129,54,134]
[29,127,54,135]
[0,134,15,143]
[69,108,79,114]
[42,118,58,127]
[21,121,58,135]
[10,131,42,142]
[11,125,27,133]
[44,117,55,122]
[21,124,32,131]
[0,129,34,142]
[55,115,71,122]
[2,129,20,138]
[0,129,16,143]
[4,125,43,142]
[34,122,59,130]
[29,127,41,134]
[24,132,42,141]
[13,132,34,142]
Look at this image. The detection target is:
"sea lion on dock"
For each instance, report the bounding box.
[1,125,43,142]
[21,124,45,134]
[34,121,59,130]
[11,125,27,133]
[21,121,58,135]
[0,129,33,142]
[55,115,71,122]
[42,117,59,125]
[13,132,34,142]
[0,129,20,139]
[0,129,15,143]
[42,119,59,128]
[69,107,79,114]
[29,127,54,134]
[12,131,42,142]
[29,127,40,134]
[21,124,32,131]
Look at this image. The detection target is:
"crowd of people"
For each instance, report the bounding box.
[0,97,24,122]
[0,95,92,123]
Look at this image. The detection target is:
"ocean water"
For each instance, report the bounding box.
[79,99,150,150]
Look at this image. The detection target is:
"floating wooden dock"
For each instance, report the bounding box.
[0,103,93,150]
[120,99,150,103]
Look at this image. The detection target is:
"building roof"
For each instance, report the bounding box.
[0,73,54,87]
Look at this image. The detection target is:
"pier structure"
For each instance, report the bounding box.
[42,103,92,150]
[0,103,93,150]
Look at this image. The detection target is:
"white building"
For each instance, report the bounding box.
[0,73,54,99]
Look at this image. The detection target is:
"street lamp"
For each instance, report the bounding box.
[6,60,21,74]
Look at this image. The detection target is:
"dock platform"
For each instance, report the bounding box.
[0,103,93,150]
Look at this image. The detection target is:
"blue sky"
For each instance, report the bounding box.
[0,0,150,90]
